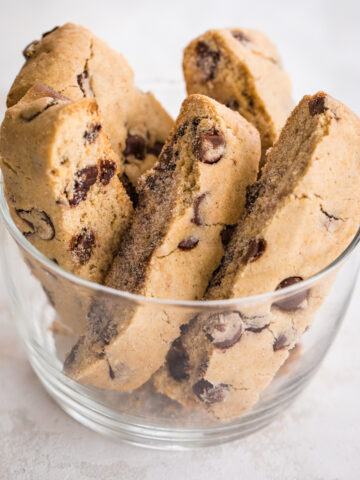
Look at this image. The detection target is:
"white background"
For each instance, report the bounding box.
[0,0,360,478]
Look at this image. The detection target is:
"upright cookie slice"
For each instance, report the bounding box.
[154,92,360,419]
[63,94,261,391]
[0,84,133,283]
[7,23,174,184]
[183,28,293,163]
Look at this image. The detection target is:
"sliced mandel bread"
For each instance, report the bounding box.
[183,28,293,164]
[7,23,174,185]
[0,84,133,283]
[63,93,261,391]
[153,92,360,420]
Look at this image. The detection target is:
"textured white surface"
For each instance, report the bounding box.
[1,0,360,478]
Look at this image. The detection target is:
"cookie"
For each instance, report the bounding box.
[153,92,360,420]
[0,84,133,283]
[7,23,174,184]
[63,93,261,391]
[183,28,293,164]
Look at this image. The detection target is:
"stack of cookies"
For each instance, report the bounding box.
[1,24,359,421]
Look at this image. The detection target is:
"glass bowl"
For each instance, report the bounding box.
[0,83,359,449]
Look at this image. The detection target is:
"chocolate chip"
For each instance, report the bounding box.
[195,41,220,81]
[192,379,229,404]
[226,100,239,111]
[243,238,267,263]
[64,338,83,369]
[99,159,116,185]
[192,117,202,134]
[123,134,146,160]
[232,31,250,43]
[42,26,59,38]
[174,122,189,140]
[178,236,199,250]
[273,276,308,311]
[83,124,101,144]
[16,208,55,240]
[147,141,164,157]
[204,311,244,349]
[191,193,207,225]
[160,145,174,163]
[273,334,289,351]
[194,129,226,164]
[77,69,94,97]
[245,182,265,212]
[220,225,236,247]
[20,98,59,122]
[68,165,98,206]
[22,40,40,59]
[308,95,327,116]
[108,363,115,379]
[120,173,138,207]
[70,228,95,265]
[166,338,190,382]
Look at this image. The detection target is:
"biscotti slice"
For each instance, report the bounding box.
[7,23,174,184]
[63,93,261,391]
[153,92,360,420]
[183,28,293,164]
[0,84,133,283]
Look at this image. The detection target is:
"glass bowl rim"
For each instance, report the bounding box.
[1,171,359,309]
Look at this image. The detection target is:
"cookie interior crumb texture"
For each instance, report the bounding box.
[153,92,360,420]
[63,93,261,391]
[183,28,293,164]
[7,22,174,184]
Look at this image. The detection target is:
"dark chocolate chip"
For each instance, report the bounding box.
[192,117,202,134]
[16,208,55,240]
[308,95,328,116]
[42,26,59,38]
[70,228,95,265]
[68,165,98,206]
[83,124,101,144]
[99,159,116,185]
[191,193,207,225]
[273,276,308,311]
[194,129,226,164]
[20,99,59,122]
[273,334,289,351]
[192,379,229,404]
[108,363,115,379]
[77,69,94,97]
[232,31,250,43]
[195,41,221,81]
[245,182,265,212]
[174,122,189,140]
[220,225,236,247]
[64,338,83,369]
[147,141,164,157]
[22,40,40,59]
[204,311,244,349]
[120,173,138,207]
[243,238,267,263]
[123,134,146,160]
[178,236,199,250]
[160,145,174,163]
[166,338,190,382]
[226,100,240,111]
